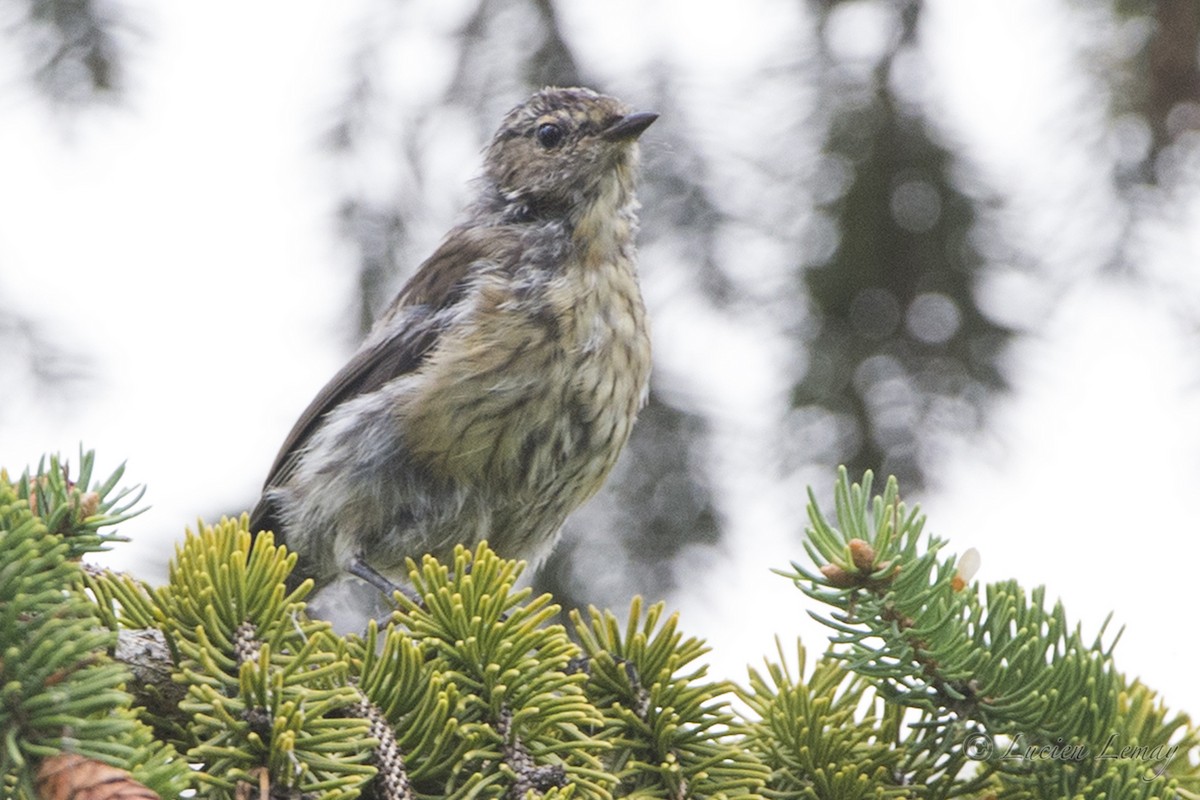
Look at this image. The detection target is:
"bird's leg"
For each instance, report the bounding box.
[348,555,422,605]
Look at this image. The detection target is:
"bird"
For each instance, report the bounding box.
[249,87,656,596]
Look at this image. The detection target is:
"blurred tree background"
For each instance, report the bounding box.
[3,0,1198,620]
[0,0,123,419]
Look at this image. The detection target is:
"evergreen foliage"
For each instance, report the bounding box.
[784,467,1200,798]
[3,450,1198,799]
[0,450,190,798]
[571,599,768,796]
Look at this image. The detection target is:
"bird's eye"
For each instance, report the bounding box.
[535,122,565,149]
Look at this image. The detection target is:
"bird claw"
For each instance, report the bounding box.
[348,555,422,606]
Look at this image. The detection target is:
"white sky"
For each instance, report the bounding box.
[1,0,1198,720]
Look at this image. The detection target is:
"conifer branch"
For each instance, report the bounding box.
[4,451,1199,799]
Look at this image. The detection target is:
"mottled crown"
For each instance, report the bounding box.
[481,87,654,220]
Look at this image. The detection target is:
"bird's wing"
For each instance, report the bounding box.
[249,224,521,535]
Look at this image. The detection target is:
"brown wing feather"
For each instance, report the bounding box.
[249,225,520,535]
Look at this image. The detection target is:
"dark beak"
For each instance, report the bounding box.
[602,111,659,142]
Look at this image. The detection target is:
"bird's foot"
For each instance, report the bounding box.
[348,556,422,606]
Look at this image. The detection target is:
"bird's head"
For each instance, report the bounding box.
[481,86,657,222]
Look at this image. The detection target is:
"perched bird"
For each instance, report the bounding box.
[250,87,656,595]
